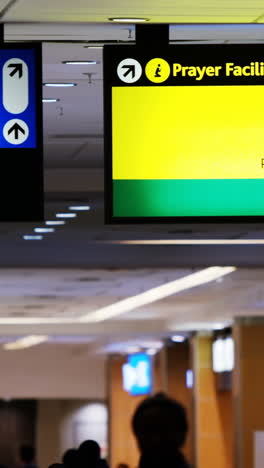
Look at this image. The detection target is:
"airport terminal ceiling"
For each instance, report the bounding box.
[0,4,264,352]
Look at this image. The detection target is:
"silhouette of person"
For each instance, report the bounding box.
[132,392,191,468]
[77,440,101,468]
[155,64,161,78]
[19,445,38,468]
[62,449,78,468]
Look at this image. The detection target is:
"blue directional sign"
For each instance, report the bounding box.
[0,49,37,148]
[0,44,43,221]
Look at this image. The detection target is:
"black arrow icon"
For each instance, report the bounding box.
[122,64,135,78]
[8,63,23,79]
[8,123,25,140]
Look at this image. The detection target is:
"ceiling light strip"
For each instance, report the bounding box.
[62,61,97,65]
[3,335,49,350]
[0,267,235,326]
[45,220,65,226]
[79,266,236,323]
[112,239,264,245]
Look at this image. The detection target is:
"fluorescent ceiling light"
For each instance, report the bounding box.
[79,266,236,323]
[3,335,48,351]
[34,228,55,233]
[109,17,149,22]
[43,83,77,87]
[68,205,90,211]
[83,46,103,49]
[23,235,43,240]
[171,335,186,343]
[62,60,97,65]
[56,213,77,218]
[42,98,60,103]
[114,239,264,245]
[45,220,65,226]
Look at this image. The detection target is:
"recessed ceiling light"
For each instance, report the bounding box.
[56,213,77,218]
[62,61,97,65]
[23,235,43,240]
[171,335,186,343]
[42,98,60,103]
[108,17,149,22]
[68,205,90,211]
[45,220,66,226]
[34,228,55,233]
[43,83,77,87]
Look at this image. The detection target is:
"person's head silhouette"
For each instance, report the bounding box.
[19,445,36,466]
[132,393,189,467]
[78,440,100,468]
[62,449,77,468]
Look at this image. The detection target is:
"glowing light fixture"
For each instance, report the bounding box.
[56,213,77,218]
[171,335,186,343]
[43,83,77,87]
[3,335,49,350]
[83,46,103,49]
[68,205,90,211]
[23,235,43,240]
[42,98,60,103]
[109,17,149,22]
[34,228,55,233]
[45,220,65,226]
[62,60,97,65]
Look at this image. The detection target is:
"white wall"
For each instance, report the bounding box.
[37,400,108,468]
[0,344,106,399]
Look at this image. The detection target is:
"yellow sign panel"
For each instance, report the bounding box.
[112,85,264,180]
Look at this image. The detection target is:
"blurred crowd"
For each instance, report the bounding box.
[9,393,192,468]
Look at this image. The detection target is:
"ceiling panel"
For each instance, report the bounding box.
[3,0,264,23]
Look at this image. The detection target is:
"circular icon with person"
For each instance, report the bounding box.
[145,58,171,83]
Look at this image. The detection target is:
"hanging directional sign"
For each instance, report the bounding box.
[104,42,264,223]
[0,44,43,221]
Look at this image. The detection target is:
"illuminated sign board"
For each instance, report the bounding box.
[122,353,152,396]
[104,44,264,223]
[212,336,234,373]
